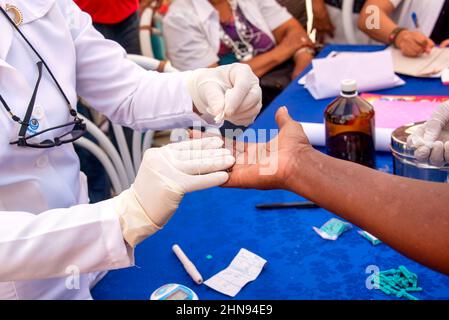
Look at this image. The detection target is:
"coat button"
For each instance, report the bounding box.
[35,155,49,168]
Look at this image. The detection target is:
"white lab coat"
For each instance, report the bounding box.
[0,0,206,299]
[389,0,446,37]
[163,0,292,71]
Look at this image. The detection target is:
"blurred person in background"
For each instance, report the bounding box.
[358,0,449,57]
[164,0,316,107]
[312,0,371,44]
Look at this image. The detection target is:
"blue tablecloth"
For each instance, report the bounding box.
[93,45,449,300]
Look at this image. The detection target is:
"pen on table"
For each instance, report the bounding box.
[172,244,203,285]
[256,201,320,210]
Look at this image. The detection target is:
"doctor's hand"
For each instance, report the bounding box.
[115,137,235,247]
[407,101,449,166]
[187,64,262,126]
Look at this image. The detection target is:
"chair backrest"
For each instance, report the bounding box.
[341,0,358,44]
[139,7,155,58]
[139,6,166,60]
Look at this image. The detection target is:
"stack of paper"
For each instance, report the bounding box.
[390,47,449,78]
[301,50,405,99]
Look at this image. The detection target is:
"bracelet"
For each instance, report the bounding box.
[294,46,315,61]
[389,27,407,47]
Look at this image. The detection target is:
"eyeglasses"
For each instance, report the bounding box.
[0,7,86,149]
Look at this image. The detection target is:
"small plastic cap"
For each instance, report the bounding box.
[341,79,357,93]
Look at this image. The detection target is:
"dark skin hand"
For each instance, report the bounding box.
[222,107,449,276]
[312,0,335,44]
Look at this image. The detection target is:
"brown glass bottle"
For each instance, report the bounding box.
[324,80,376,168]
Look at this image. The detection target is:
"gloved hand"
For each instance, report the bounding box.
[187,63,262,126]
[407,101,449,166]
[114,137,235,247]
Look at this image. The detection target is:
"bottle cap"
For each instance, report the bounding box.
[341,79,357,94]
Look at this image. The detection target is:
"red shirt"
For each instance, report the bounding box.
[75,0,139,24]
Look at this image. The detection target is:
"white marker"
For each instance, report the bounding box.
[172,244,203,285]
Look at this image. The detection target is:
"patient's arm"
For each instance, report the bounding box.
[225,107,449,275]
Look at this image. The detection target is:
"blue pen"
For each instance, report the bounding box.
[411,12,419,29]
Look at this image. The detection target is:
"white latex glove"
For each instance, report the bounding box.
[114,137,235,247]
[407,101,449,166]
[187,63,262,126]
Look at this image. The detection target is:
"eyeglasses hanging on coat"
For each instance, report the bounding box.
[0,6,86,149]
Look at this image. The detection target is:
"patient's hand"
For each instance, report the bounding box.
[223,107,312,190]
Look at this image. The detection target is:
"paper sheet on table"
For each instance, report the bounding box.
[390,47,449,78]
[301,123,394,152]
[373,100,439,129]
[302,50,405,99]
[204,249,267,297]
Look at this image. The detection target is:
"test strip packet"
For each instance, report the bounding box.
[313,218,352,241]
[358,230,382,245]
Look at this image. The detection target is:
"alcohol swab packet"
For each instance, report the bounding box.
[313,218,352,241]
[358,230,382,245]
[204,248,267,297]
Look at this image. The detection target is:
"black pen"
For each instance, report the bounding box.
[256,201,320,210]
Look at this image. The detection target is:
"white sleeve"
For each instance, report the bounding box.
[163,11,219,70]
[67,1,207,131]
[389,0,403,8]
[255,0,293,31]
[0,199,133,282]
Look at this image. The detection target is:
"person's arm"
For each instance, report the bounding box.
[358,0,398,43]
[240,42,297,78]
[238,18,313,78]
[289,146,449,276]
[244,0,314,78]
[358,0,434,57]
[225,107,449,275]
[312,0,335,43]
[272,18,314,79]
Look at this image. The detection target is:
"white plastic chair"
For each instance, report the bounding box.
[139,6,166,59]
[74,115,129,194]
[342,0,357,44]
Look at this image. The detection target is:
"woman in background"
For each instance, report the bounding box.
[164,0,315,107]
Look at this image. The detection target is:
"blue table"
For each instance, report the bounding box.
[93,45,449,300]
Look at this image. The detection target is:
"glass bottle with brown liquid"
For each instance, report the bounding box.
[324,80,376,168]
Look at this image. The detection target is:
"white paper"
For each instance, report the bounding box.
[204,248,267,297]
[302,50,405,99]
[390,47,449,78]
[301,122,394,152]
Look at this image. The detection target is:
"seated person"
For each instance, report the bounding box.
[163,0,315,106]
[358,0,449,57]
[220,105,449,276]
[313,0,372,44]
